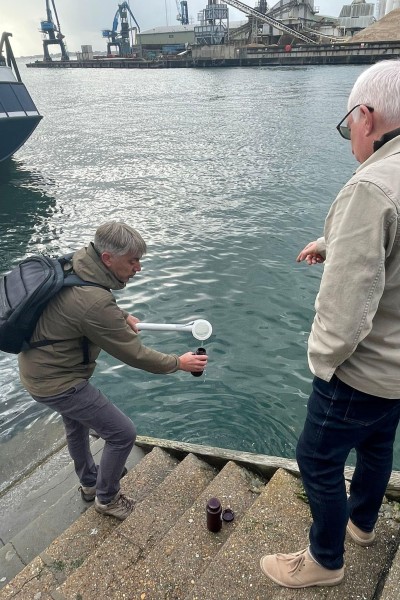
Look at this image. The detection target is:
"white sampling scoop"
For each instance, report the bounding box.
[137,319,212,341]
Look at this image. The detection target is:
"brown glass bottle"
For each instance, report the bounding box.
[191,347,206,377]
[206,497,222,532]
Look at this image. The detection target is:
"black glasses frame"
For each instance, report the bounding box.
[336,104,374,140]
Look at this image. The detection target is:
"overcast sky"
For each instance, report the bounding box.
[2,0,351,56]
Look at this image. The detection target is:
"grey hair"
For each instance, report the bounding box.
[94,221,147,257]
[348,60,400,126]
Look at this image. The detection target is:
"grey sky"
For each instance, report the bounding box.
[2,0,352,56]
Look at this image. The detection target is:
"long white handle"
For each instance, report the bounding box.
[137,319,212,341]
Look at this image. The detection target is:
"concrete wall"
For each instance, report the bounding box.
[191,44,239,60]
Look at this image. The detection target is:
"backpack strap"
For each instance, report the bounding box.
[57,253,74,275]
[63,273,109,289]
[27,261,109,362]
[82,336,90,365]
[58,252,109,291]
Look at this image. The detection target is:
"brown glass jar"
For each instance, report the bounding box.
[206,497,222,532]
[191,347,206,377]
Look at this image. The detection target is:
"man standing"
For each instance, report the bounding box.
[261,60,400,587]
[18,221,207,520]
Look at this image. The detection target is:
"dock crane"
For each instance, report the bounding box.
[40,0,69,61]
[176,1,189,25]
[102,2,140,57]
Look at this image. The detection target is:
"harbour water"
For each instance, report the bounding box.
[2,62,399,489]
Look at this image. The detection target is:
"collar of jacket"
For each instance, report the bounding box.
[356,132,400,175]
[373,128,400,152]
[72,243,126,291]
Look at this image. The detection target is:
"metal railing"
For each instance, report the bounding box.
[0,32,22,82]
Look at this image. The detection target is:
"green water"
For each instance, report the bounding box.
[2,62,399,486]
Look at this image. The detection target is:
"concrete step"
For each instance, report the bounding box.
[187,468,400,600]
[128,460,266,600]
[0,435,146,553]
[185,468,308,600]
[1,437,104,546]
[0,436,146,589]
[379,542,400,600]
[53,453,217,599]
[0,446,178,598]
[2,439,400,600]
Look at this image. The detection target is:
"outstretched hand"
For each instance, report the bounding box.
[296,241,324,265]
[126,314,140,333]
[126,316,208,373]
[179,351,208,373]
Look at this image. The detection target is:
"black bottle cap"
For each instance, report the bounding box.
[207,497,221,512]
[222,508,235,522]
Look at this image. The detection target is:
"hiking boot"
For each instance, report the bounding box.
[95,492,135,520]
[79,484,97,502]
[78,466,128,502]
[347,519,376,546]
[260,547,344,589]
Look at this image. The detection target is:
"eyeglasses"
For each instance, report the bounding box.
[336,104,374,140]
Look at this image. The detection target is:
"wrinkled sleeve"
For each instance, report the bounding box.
[315,236,326,259]
[81,295,179,374]
[308,180,397,381]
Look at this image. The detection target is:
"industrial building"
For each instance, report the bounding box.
[338,0,375,36]
[137,20,248,54]
[28,0,400,69]
[137,25,196,47]
[377,0,400,18]
[139,0,328,55]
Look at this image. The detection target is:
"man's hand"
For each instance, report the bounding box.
[126,315,140,333]
[296,241,325,265]
[178,351,208,373]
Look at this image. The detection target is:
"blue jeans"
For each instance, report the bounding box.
[33,380,136,503]
[296,375,400,570]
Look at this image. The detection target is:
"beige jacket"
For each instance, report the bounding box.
[18,244,179,397]
[308,134,400,398]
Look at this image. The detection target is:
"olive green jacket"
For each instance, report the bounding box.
[18,244,179,397]
[308,134,400,398]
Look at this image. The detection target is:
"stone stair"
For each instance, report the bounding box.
[1,440,400,600]
[0,437,146,586]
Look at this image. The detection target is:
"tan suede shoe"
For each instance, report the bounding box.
[347,519,376,546]
[260,548,344,589]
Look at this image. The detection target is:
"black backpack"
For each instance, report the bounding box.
[0,253,106,355]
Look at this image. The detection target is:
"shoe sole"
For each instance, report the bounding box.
[346,524,375,547]
[94,505,132,521]
[260,557,344,588]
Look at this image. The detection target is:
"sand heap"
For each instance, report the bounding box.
[350,7,400,42]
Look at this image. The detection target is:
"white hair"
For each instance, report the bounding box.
[94,221,147,257]
[348,60,400,126]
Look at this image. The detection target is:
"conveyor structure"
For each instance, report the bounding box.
[224,0,318,44]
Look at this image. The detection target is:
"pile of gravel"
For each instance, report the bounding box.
[350,7,400,42]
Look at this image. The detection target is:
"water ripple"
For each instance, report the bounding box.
[3,63,399,483]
